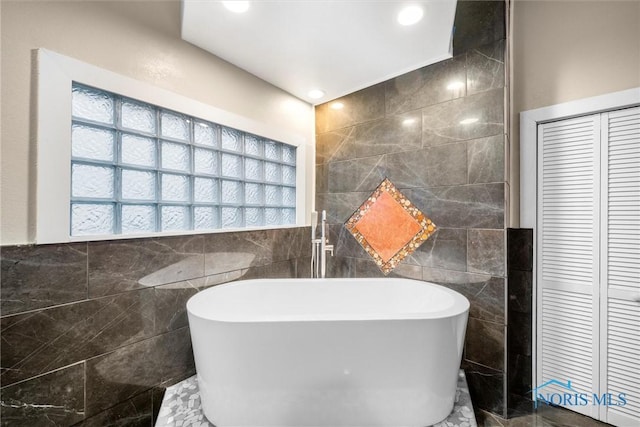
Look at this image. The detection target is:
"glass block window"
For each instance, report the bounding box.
[70,83,297,237]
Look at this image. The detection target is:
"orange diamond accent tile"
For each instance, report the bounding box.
[345,178,436,275]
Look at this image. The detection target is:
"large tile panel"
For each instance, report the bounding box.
[0,362,85,426]
[407,228,467,271]
[386,55,466,115]
[405,184,505,229]
[467,134,505,184]
[85,327,193,417]
[315,84,385,133]
[74,390,152,427]
[468,229,505,276]
[465,317,505,371]
[422,267,504,323]
[452,0,505,56]
[327,155,386,193]
[1,243,88,316]
[466,40,505,96]
[421,88,504,147]
[1,288,155,386]
[88,236,204,298]
[385,143,468,188]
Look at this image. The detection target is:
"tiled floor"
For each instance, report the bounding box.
[156,370,477,427]
[476,402,613,427]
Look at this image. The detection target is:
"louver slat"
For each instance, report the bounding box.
[607,298,640,423]
[605,108,640,424]
[541,118,596,287]
[539,117,596,419]
[608,108,640,293]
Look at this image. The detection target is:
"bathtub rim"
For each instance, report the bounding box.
[186,277,470,323]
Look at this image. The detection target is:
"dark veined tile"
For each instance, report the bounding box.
[315,84,385,133]
[1,243,88,316]
[385,143,468,188]
[468,229,505,276]
[73,390,152,427]
[386,55,467,115]
[85,327,193,417]
[421,88,504,147]
[0,362,85,426]
[408,228,468,271]
[465,318,505,371]
[1,288,155,386]
[453,0,505,56]
[467,134,505,184]
[467,39,506,96]
[88,235,204,298]
[404,183,505,229]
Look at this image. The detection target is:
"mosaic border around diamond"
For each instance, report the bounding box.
[345,178,436,275]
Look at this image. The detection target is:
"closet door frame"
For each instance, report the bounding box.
[519,87,640,410]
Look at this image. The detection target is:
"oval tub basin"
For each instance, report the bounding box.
[187,277,470,427]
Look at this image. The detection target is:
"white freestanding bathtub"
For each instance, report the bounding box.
[187,278,470,427]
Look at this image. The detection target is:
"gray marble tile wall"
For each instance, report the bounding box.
[315,0,507,416]
[0,227,310,426]
[506,228,534,415]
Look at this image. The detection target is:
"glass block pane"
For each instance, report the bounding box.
[283,165,296,185]
[283,187,296,207]
[244,158,263,181]
[72,164,114,199]
[162,142,190,172]
[194,177,218,203]
[264,140,281,160]
[195,206,219,230]
[265,162,282,183]
[265,207,282,225]
[221,180,242,204]
[71,203,114,236]
[161,174,190,202]
[282,208,296,225]
[244,183,263,205]
[72,86,114,124]
[221,127,242,152]
[265,185,282,206]
[221,153,242,178]
[122,205,156,234]
[222,207,242,229]
[71,124,114,161]
[194,122,218,147]
[282,145,296,164]
[245,135,263,156]
[121,134,156,167]
[121,170,156,201]
[161,111,189,141]
[161,206,190,231]
[245,207,264,227]
[121,101,156,134]
[194,148,218,175]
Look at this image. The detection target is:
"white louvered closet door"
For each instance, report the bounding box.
[537,115,600,419]
[601,107,640,426]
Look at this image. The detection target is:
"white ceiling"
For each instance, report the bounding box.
[181,0,457,105]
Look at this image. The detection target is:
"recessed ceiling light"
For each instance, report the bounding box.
[447,81,465,90]
[402,118,417,126]
[330,102,344,110]
[460,117,479,125]
[397,5,424,26]
[222,1,250,13]
[308,89,325,99]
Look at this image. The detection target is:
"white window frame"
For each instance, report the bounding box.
[519,86,640,401]
[37,48,309,244]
